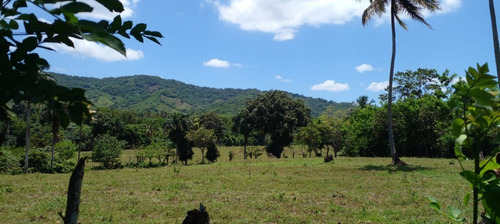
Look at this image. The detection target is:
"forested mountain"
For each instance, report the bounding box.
[52,73,351,117]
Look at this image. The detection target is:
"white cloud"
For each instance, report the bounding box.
[311,80,349,92]
[366,81,389,92]
[46,38,144,62]
[429,0,461,15]
[356,64,374,73]
[211,0,461,40]
[212,0,369,41]
[275,75,292,82]
[203,58,231,68]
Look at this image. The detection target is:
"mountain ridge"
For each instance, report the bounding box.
[52,73,352,117]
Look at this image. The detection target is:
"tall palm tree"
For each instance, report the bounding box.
[489,0,500,87]
[362,0,439,165]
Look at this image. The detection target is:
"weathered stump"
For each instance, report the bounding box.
[182,203,209,224]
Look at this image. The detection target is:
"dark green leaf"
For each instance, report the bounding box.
[62,2,93,14]
[13,0,28,9]
[9,20,19,29]
[452,118,464,137]
[22,36,38,52]
[460,170,485,192]
[96,0,124,12]
[83,32,126,56]
[144,36,161,45]
[118,21,133,38]
[470,88,495,108]
[131,23,147,42]
[143,30,163,38]
[483,179,500,224]
[109,15,122,33]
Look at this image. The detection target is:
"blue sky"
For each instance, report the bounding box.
[41,0,495,103]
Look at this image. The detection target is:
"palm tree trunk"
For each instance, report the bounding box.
[389,1,403,165]
[51,116,58,171]
[24,98,31,173]
[489,0,500,87]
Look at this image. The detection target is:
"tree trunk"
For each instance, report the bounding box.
[243,135,247,160]
[389,1,404,166]
[200,148,205,164]
[489,0,500,88]
[51,116,59,171]
[24,98,31,173]
[78,125,82,160]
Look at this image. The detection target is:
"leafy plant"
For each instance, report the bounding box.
[427,63,500,223]
[91,134,125,168]
[55,140,76,160]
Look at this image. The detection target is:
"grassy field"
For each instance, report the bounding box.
[0,147,474,223]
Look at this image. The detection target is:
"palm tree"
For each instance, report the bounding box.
[41,98,69,170]
[164,113,192,164]
[362,0,439,165]
[489,0,500,87]
[232,110,253,160]
[355,95,373,109]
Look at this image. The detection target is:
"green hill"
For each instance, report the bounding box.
[52,73,352,117]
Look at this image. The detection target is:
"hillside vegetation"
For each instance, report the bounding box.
[52,73,352,117]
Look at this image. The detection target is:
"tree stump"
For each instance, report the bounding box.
[182,203,209,224]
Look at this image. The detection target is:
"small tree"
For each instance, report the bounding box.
[186,127,216,164]
[296,121,324,157]
[240,91,311,158]
[91,134,125,168]
[205,142,220,163]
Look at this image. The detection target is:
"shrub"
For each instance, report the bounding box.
[91,134,125,168]
[205,142,219,163]
[0,147,22,174]
[28,147,51,173]
[55,140,76,160]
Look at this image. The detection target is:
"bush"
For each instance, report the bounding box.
[28,147,51,173]
[55,140,76,160]
[91,134,125,168]
[205,142,219,163]
[0,147,22,174]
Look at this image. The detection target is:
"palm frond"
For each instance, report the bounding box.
[397,0,431,29]
[394,13,408,30]
[412,0,440,10]
[362,0,388,26]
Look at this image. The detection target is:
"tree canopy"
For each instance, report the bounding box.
[238,90,311,158]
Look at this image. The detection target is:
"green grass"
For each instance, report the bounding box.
[0,147,474,223]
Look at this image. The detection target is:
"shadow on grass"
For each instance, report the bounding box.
[359,164,434,172]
